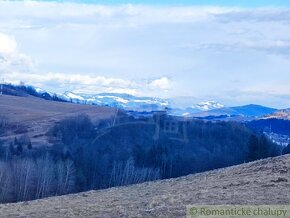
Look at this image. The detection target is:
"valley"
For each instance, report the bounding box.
[0,88,288,205]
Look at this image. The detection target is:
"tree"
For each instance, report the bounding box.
[12,158,36,201]
[247,135,260,161]
[258,135,269,158]
[16,144,23,155]
[27,142,32,150]
[0,162,13,202]
[282,144,290,155]
[35,154,55,199]
[9,142,14,155]
[109,158,160,187]
[55,160,76,195]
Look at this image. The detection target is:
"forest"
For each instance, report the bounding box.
[247,118,290,135]
[0,113,284,203]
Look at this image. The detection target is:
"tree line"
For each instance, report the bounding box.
[0,114,283,203]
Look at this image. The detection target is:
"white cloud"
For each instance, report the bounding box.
[0,2,233,28]
[149,77,171,90]
[0,33,17,54]
[0,32,34,76]
[2,70,172,96]
[0,2,290,107]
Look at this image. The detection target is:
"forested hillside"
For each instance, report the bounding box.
[248,118,290,135]
[0,113,282,203]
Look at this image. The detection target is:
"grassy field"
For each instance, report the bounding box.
[0,154,289,217]
[0,94,117,145]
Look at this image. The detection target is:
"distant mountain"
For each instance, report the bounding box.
[168,101,225,116]
[191,104,278,119]
[192,101,224,111]
[231,104,278,117]
[59,92,170,112]
[0,83,280,119]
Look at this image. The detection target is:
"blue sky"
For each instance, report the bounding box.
[0,1,290,108]
[12,0,290,7]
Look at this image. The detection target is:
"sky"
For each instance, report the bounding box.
[8,0,290,7]
[0,0,290,108]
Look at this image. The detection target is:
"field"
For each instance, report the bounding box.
[0,94,117,145]
[0,154,289,218]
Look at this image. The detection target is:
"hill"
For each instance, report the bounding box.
[0,83,280,120]
[192,104,277,120]
[0,94,117,145]
[0,154,289,217]
[263,109,290,120]
[247,118,290,136]
[231,104,277,117]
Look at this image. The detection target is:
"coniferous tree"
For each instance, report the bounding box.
[247,135,260,161]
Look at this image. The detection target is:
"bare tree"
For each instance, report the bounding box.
[12,158,36,201]
[0,162,13,202]
[110,158,160,187]
[55,160,76,195]
[35,154,55,199]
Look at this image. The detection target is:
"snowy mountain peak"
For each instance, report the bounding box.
[63,92,85,101]
[193,101,225,111]
[58,91,170,112]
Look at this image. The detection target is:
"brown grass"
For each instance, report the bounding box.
[0,155,289,217]
[0,94,117,145]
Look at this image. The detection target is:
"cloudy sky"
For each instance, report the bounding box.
[1,0,290,108]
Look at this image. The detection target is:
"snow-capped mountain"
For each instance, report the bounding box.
[190,101,225,111]
[59,92,227,115]
[4,83,277,119]
[167,101,225,116]
[191,104,278,119]
[59,92,170,112]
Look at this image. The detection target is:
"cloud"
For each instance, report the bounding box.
[0,2,232,29]
[0,2,290,107]
[149,77,171,90]
[0,32,34,76]
[195,39,290,57]
[0,33,17,54]
[2,69,172,96]
[215,9,290,23]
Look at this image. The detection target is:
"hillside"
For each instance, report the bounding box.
[191,104,277,120]
[0,94,117,145]
[0,154,289,218]
[264,109,290,120]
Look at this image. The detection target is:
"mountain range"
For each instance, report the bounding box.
[0,83,285,119]
[52,90,284,119]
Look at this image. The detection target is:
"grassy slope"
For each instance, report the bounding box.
[264,109,290,120]
[0,155,289,218]
[0,94,117,145]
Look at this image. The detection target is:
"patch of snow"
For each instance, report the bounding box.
[65,92,85,101]
[193,101,224,111]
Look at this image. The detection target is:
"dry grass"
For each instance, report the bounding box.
[264,109,290,120]
[0,94,117,145]
[0,155,289,218]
